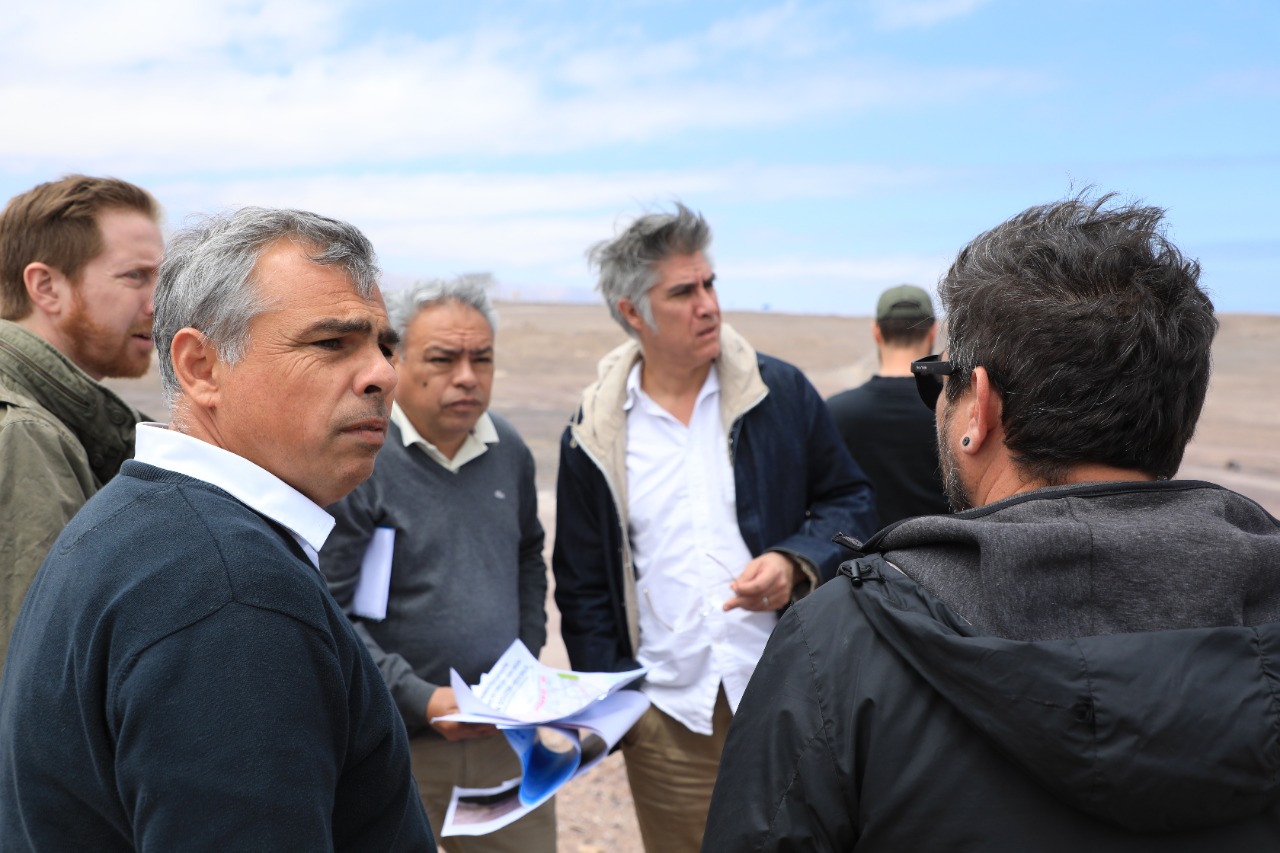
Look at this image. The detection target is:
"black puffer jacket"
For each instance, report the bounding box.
[703,481,1280,851]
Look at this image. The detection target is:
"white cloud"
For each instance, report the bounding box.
[2,0,343,70]
[705,1,834,57]
[152,161,952,248]
[867,0,992,30]
[0,1,1034,174]
[1196,68,1280,99]
[720,254,953,287]
[159,162,950,218]
[140,163,962,296]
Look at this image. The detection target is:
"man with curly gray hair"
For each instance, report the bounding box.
[554,202,877,851]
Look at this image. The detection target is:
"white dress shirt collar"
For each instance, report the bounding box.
[133,423,335,569]
[623,358,721,414]
[390,401,498,473]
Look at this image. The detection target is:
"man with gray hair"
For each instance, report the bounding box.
[321,275,553,853]
[554,202,876,851]
[0,208,434,850]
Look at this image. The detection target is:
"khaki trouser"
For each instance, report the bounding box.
[621,688,733,853]
[410,733,556,853]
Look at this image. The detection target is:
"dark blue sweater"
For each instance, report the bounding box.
[0,461,434,851]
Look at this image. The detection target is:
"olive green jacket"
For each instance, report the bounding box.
[0,320,144,671]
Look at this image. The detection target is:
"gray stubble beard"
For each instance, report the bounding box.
[937,399,973,513]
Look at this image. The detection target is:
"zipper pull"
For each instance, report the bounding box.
[832,532,863,553]
[839,557,885,588]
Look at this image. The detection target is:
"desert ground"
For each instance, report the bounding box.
[106,304,1280,853]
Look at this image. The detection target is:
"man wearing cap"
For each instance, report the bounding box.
[827,284,948,526]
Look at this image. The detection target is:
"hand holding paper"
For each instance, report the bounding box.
[434,640,651,837]
[427,687,499,741]
[439,640,647,724]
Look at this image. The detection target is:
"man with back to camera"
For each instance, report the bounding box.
[321,275,555,852]
[702,193,1280,851]
[827,284,949,525]
[553,202,878,852]
[0,207,434,850]
[0,175,162,670]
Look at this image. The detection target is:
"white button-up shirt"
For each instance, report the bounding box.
[624,362,774,735]
[133,424,335,569]
[389,401,498,472]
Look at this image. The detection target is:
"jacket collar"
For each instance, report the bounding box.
[0,320,144,486]
[861,479,1240,555]
[572,321,767,466]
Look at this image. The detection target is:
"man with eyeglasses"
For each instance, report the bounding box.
[553,202,877,852]
[704,193,1280,850]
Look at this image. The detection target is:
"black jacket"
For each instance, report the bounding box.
[552,328,877,674]
[704,481,1280,851]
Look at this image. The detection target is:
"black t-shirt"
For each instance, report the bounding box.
[827,376,949,526]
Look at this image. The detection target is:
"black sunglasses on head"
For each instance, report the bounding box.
[911,354,955,411]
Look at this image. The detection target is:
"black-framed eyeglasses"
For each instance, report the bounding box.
[911,354,955,411]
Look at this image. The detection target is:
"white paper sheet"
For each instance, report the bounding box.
[434,641,651,836]
[445,639,647,724]
[441,777,533,837]
[351,526,395,620]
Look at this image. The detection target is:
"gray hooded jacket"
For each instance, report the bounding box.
[704,480,1280,851]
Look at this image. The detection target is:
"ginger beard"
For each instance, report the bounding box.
[62,285,153,379]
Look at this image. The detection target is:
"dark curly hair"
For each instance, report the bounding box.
[939,192,1216,482]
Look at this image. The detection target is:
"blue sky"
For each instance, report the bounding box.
[1,0,1276,314]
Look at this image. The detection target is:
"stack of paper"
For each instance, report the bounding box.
[433,641,649,837]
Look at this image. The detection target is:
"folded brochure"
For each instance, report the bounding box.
[434,640,649,836]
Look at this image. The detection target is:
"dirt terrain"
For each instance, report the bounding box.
[106,304,1280,853]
